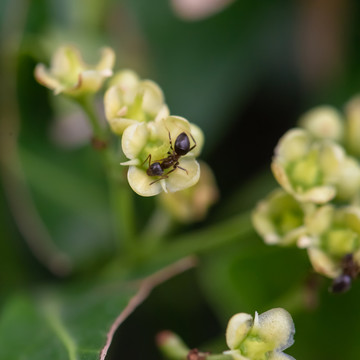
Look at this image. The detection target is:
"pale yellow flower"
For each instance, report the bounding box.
[104,69,169,135]
[306,205,360,278]
[35,45,115,96]
[224,308,295,360]
[271,128,346,204]
[121,116,203,196]
[252,188,307,246]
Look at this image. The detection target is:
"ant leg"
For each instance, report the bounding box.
[188,132,197,152]
[141,154,152,167]
[149,174,169,185]
[176,165,188,175]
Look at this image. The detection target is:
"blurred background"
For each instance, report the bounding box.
[1,0,360,359]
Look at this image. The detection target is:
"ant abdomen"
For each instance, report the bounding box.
[174,132,191,156]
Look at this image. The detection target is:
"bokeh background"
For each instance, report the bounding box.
[1,0,360,359]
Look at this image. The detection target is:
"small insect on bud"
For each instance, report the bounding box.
[330,274,352,293]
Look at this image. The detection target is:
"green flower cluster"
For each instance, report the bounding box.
[35,45,218,202]
[252,99,360,290]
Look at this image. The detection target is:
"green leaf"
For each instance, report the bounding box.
[0,258,195,360]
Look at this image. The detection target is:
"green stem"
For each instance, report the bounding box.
[157,331,232,360]
[76,95,136,253]
[156,211,253,263]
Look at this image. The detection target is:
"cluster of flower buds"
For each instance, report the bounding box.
[35,45,218,218]
[252,99,360,292]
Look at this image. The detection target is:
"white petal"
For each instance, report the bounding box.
[268,352,296,360]
[76,70,104,93]
[127,166,162,197]
[108,117,139,136]
[255,308,295,352]
[34,64,64,93]
[307,247,341,278]
[226,313,253,350]
[154,105,170,122]
[164,158,200,193]
[274,128,311,162]
[95,47,115,72]
[156,116,192,143]
[189,123,204,157]
[295,186,336,204]
[138,80,165,116]
[50,45,82,80]
[104,85,125,120]
[122,123,149,159]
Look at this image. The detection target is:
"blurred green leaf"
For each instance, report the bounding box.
[198,235,309,322]
[0,258,194,360]
[0,284,136,360]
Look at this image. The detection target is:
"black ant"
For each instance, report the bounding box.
[330,253,360,293]
[143,131,196,185]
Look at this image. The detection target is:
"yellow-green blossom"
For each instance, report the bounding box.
[35,45,115,96]
[224,308,295,360]
[121,116,203,197]
[271,128,346,204]
[158,161,218,222]
[252,188,307,246]
[104,69,169,135]
[306,205,360,278]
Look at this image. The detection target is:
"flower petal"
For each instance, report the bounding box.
[156,116,192,143]
[307,247,341,278]
[122,123,149,159]
[138,80,165,116]
[164,158,200,193]
[294,185,336,204]
[50,45,82,83]
[127,166,162,197]
[34,64,65,94]
[95,47,115,72]
[226,313,253,350]
[274,128,311,163]
[189,123,204,157]
[268,352,296,360]
[254,308,295,352]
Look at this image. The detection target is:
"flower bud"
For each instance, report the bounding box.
[298,105,343,142]
[158,161,218,222]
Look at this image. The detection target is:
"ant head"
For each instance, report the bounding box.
[147,162,163,176]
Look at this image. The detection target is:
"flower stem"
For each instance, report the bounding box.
[156,211,253,263]
[156,331,232,360]
[76,95,136,253]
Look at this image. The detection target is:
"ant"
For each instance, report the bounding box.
[143,130,196,185]
[330,253,360,293]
